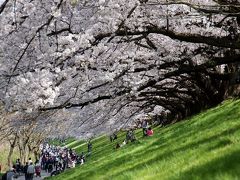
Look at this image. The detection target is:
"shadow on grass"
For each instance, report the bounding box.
[50,100,240,180]
[74,124,240,179]
[207,139,232,152]
[157,105,238,143]
[174,149,240,180]
[141,113,239,157]
[75,99,240,168]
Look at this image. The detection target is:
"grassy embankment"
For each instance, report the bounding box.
[48,99,240,180]
[48,137,76,147]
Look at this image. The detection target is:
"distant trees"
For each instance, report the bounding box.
[0,109,66,167]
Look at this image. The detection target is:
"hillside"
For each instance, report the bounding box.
[48,99,240,180]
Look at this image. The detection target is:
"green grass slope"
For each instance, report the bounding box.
[49,99,240,180]
[48,137,76,147]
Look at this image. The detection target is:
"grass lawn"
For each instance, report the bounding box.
[48,137,76,147]
[48,99,240,180]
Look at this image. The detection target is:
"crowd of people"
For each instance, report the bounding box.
[1,120,154,179]
[1,140,93,180]
[40,141,92,177]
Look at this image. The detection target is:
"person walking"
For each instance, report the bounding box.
[23,162,29,180]
[6,167,17,180]
[87,141,92,155]
[27,162,35,180]
[35,160,41,177]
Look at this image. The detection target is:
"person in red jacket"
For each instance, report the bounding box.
[146,127,154,136]
[35,160,41,177]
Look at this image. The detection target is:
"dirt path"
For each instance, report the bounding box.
[13,170,51,180]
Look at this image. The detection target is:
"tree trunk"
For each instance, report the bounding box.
[34,150,39,161]
[23,144,29,164]
[18,144,23,164]
[7,136,17,168]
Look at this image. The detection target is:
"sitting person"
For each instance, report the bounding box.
[80,158,84,165]
[120,140,126,147]
[115,143,121,149]
[72,161,76,168]
[146,127,154,136]
[126,130,137,143]
[110,132,118,142]
[113,132,117,140]
[78,152,85,165]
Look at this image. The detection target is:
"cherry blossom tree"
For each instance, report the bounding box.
[0,0,240,137]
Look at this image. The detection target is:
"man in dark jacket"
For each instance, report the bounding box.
[23,162,29,180]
